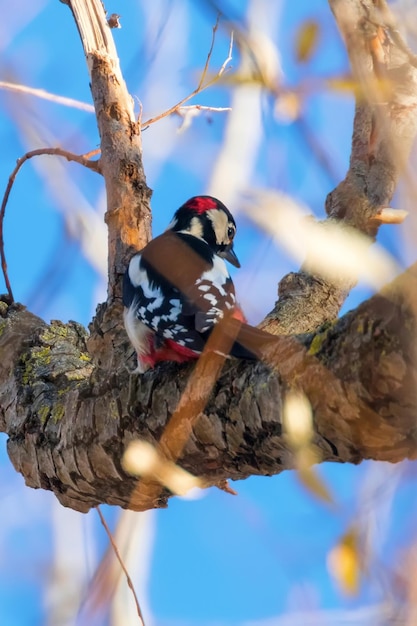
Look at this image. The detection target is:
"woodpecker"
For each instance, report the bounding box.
[123,195,256,372]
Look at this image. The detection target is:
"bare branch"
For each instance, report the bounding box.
[0,80,95,112]
[177,105,232,114]
[96,507,146,626]
[176,105,232,131]
[370,207,408,225]
[218,29,234,77]
[81,147,101,159]
[141,22,234,129]
[0,147,100,303]
[261,0,417,335]
[197,14,220,90]
[2,261,417,512]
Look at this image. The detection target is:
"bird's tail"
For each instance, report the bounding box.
[209,314,281,362]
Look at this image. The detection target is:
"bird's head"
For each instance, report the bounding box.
[167,195,241,268]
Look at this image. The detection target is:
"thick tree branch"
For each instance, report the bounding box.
[1,262,417,512]
[61,0,153,378]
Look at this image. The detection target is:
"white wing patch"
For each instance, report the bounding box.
[126,245,236,354]
[203,292,218,305]
[192,254,236,333]
[128,254,146,288]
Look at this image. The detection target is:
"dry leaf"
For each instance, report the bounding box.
[296,20,319,62]
[328,527,361,595]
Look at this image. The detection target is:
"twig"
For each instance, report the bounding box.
[96,506,146,626]
[177,105,232,113]
[0,80,95,112]
[176,105,232,131]
[197,14,220,90]
[81,147,101,159]
[370,207,408,224]
[218,29,234,77]
[363,0,417,69]
[0,147,101,302]
[141,20,234,128]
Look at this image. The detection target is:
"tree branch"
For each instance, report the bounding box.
[1,261,417,512]
[141,22,234,129]
[0,147,101,303]
[261,0,417,335]
[60,0,153,388]
[62,0,152,299]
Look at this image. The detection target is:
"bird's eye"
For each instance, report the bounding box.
[227,226,235,239]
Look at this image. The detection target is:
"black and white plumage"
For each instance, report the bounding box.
[123,195,254,372]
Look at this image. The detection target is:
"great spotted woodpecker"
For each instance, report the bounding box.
[123,195,257,372]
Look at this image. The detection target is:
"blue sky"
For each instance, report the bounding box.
[1,1,416,624]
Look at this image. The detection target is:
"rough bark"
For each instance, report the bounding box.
[63,0,152,297]
[0,0,416,513]
[1,263,417,513]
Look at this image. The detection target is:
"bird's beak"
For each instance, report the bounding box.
[220,245,241,268]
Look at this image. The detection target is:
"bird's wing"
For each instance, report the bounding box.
[127,231,237,350]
